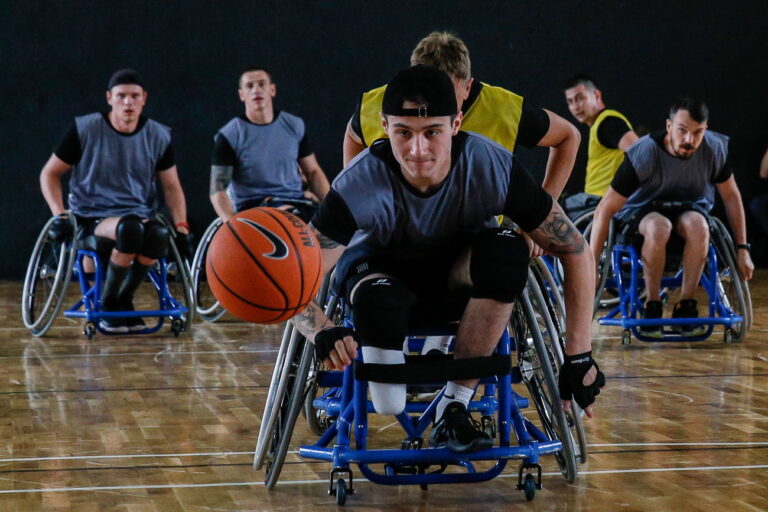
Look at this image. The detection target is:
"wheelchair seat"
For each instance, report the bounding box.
[79,235,115,260]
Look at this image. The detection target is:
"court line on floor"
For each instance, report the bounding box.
[0,463,766,494]
[3,441,768,464]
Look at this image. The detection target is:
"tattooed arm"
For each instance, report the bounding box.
[209,165,235,221]
[528,202,595,355]
[292,223,346,341]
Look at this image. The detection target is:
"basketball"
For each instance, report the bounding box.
[205,207,323,323]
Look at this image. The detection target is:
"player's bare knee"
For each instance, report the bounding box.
[469,228,529,303]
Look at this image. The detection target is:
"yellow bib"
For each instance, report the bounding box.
[359,82,524,152]
[586,109,633,196]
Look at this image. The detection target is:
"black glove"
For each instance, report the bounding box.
[314,326,356,362]
[558,351,606,409]
[48,215,73,242]
[175,231,195,261]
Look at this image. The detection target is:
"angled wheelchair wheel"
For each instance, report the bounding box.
[514,285,578,482]
[710,217,751,340]
[191,218,226,322]
[22,213,77,337]
[264,331,315,489]
[528,265,588,464]
[591,218,618,317]
[163,222,195,331]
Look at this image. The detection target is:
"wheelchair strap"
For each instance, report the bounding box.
[353,354,511,384]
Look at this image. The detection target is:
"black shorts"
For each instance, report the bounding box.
[616,202,710,249]
[75,216,105,240]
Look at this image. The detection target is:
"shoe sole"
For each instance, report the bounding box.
[99,323,129,334]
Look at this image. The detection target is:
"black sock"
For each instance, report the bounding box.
[102,262,130,311]
[117,262,151,308]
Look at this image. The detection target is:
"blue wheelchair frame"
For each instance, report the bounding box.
[598,241,743,343]
[63,244,189,337]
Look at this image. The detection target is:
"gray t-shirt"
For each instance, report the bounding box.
[312,131,553,283]
[55,112,174,218]
[214,112,311,208]
[613,130,731,220]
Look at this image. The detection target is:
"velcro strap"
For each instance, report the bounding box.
[353,354,511,384]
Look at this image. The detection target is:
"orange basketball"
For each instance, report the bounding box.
[205,207,323,323]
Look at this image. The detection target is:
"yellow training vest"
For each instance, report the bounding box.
[586,109,633,196]
[359,82,524,152]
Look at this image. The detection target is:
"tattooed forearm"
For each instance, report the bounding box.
[292,301,334,341]
[531,206,585,255]
[309,223,341,249]
[209,165,234,195]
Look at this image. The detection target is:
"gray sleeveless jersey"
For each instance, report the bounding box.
[322,131,552,282]
[217,112,305,203]
[618,131,729,220]
[68,113,172,218]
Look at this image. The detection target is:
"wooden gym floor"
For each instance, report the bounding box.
[1,274,767,512]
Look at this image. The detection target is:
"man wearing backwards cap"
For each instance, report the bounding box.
[293,65,604,453]
[39,69,192,333]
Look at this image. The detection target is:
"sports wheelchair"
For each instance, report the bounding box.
[21,211,194,338]
[252,260,588,505]
[593,205,752,344]
[190,196,317,322]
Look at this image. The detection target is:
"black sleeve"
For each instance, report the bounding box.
[298,127,313,158]
[211,133,238,167]
[503,156,554,232]
[515,99,551,148]
[610,158,640,197]
[350,96,364,144]
[156,136,175,171]
[310,188,359,246]
[596,116,632,149]
[714,140,734,183]
[53,123,82,165]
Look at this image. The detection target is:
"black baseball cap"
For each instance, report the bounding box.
[107,69,145,90]
[382,65,457,117]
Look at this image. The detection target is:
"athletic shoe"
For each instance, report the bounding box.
[429,402,493,453]
[99,317,129,334]
[120,300,147,332]
[639,300,664,338]
[672,299,706,336]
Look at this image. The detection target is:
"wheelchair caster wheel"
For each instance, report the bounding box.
[621,329,631,345]
[171,319,183,337]
[523,473,536,501]
[83,323,96,340]
[723,328,733,344]
[481,415,496,439]
[334,478,347,506]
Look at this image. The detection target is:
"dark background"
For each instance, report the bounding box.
[2,1,767,278]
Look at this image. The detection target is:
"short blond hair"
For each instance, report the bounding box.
[410,31,471,80]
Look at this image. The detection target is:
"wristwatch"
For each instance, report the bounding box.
[736,243,751,252]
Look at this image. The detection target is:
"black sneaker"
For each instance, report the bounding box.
[429,402,493,453]
[98,317,129,334]
[672,299,705,336]
[639,300,664,338]
[120,299,147,332]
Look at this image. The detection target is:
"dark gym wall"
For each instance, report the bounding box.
[2,1,766,278]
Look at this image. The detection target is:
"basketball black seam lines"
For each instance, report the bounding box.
[208,263,289,321]
[224,220,290,310]
[261,208,310,308]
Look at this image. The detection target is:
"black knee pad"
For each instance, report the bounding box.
[115,215,145,254]
[470,228,530,302]
[352,277,415,350]
[141,220,170,259]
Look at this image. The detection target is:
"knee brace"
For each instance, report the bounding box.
[470,228,530,302]
[352,277,414,350]
[115,215,145,254]
[141,220,170,259]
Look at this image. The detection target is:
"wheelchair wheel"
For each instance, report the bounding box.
[191,218,226,322]
[264,332,315,489]
[528,265,588,464]
[710,217,751,340]
[590,218,618,317]
[513,286,578,482]
[163,223,195,331]
[22,214,77,337]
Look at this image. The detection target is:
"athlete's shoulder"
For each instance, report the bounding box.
[362,84,387,99]
[461,130,515,160]
[277,110,305,126]
[144,117,171,135]
[626,133,659,168]
[477,81,524,102]
[74,112,106,131]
